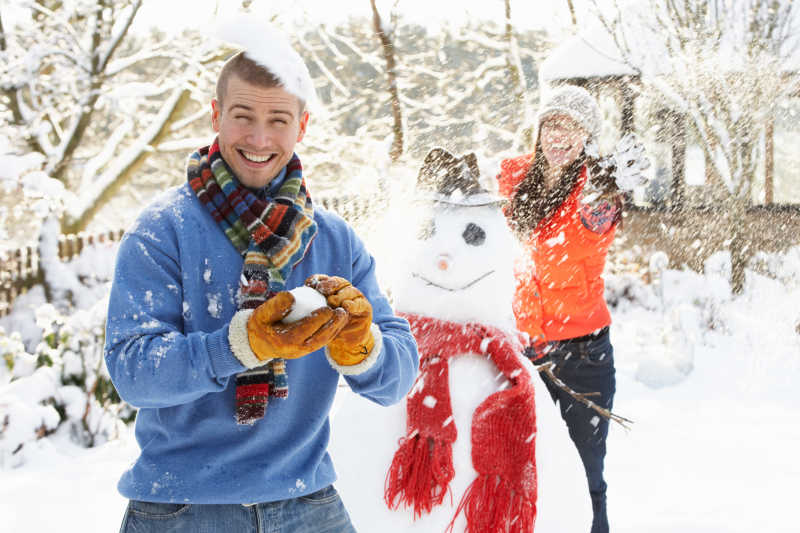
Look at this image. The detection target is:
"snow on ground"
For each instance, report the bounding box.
[1,250,798,532]
[0,426,137,532]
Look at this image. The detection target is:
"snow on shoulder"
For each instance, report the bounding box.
[215,14,317,109]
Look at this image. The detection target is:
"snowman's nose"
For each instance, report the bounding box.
[437,254,451,271]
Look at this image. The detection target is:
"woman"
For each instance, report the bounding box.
[496,85,647,533]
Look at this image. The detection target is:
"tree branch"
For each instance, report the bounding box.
[0,10,46,154]
[97,0,142,72]
[537,362,634,430]
[62,85,192,233]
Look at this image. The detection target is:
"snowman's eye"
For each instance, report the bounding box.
[418,218,435,240]
[463,223,486,246]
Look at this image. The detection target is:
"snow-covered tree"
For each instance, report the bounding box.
[284,15,548,196]
[0,0,223,234]
[590,0,800,292]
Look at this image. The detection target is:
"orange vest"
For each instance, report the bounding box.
[498,154,616,342]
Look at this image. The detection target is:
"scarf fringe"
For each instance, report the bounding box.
[384,435,455,518]
[446,474,536,533]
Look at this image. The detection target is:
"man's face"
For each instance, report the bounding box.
[211,75,309,189]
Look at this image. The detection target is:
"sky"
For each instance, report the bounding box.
[131,0,579,35]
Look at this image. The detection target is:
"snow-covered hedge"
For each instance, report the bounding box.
[0,247,131,468]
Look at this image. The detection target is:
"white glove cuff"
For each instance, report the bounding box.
[229,309,271,369]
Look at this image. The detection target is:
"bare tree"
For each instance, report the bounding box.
[565,0,578,27]
[370,0,404,162]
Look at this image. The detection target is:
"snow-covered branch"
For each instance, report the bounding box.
[97,0,143,73]
[64,84,191,232]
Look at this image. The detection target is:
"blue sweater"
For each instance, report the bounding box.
[104,181,418,504]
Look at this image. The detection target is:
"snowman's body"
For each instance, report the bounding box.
[393,202,521,531]
[330,155,590,532]
[332,198,526,531]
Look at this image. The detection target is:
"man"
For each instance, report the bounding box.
[104,42,419,532]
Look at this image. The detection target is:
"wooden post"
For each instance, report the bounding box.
[765,116,774,205]
[670,110,687,212]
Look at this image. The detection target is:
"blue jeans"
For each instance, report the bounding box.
[119,485,357,533]
[539,327,616,533]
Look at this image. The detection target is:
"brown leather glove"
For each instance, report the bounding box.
[305,275,374,366]
[247,291,348,361]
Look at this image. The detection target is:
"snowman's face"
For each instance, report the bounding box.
[394,202,519,327]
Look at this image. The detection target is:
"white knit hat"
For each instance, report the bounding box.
[537,85,601,139]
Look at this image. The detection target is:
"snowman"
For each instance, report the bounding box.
[329,149,537,533]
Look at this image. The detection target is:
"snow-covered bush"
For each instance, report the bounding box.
[749,245,800,289]
[0,295,131,467]
[606,250,735,388]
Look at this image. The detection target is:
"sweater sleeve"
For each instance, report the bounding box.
[104,228,246,409]
[338,227,420,406]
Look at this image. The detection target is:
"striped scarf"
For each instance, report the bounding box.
[188,139,317,424]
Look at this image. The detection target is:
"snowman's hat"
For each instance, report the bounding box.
[417,148,505,207]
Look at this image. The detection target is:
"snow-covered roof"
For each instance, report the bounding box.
[540,24,638,83]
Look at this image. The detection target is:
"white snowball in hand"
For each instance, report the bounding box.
[282,286,329,323]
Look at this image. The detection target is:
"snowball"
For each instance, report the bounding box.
[282,286,328,323]
[215,15,317,109]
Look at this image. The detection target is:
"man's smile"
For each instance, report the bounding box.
[239,149,277,164]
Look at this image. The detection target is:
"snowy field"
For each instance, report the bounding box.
[1,249,798,532]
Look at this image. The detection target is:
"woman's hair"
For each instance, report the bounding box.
[508,133,624,237]
[507,136,587,236]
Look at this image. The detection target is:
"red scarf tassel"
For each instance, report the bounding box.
[384,434,455,518]
[446,474,536,533]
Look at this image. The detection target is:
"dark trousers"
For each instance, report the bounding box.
[539,327,616,533]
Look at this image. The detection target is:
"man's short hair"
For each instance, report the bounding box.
[215,51,306,113]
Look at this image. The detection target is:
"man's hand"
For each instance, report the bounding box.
[611,132,651,191]
[306,275,375,366]
[247,291,348,361]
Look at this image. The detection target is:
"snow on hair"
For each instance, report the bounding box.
[215,14,317,110]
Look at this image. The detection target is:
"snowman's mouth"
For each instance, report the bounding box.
[412,270,495,292]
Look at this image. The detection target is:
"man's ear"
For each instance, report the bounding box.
[211,99,221,132]
[296,111,310,142]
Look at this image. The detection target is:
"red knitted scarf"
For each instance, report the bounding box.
[385,313,538,533]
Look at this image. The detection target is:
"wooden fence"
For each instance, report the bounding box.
[5,198,796,318]
[0,196,374,318]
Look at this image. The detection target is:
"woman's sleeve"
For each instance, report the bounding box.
[496,157,528,199]
[579,196,622,235]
